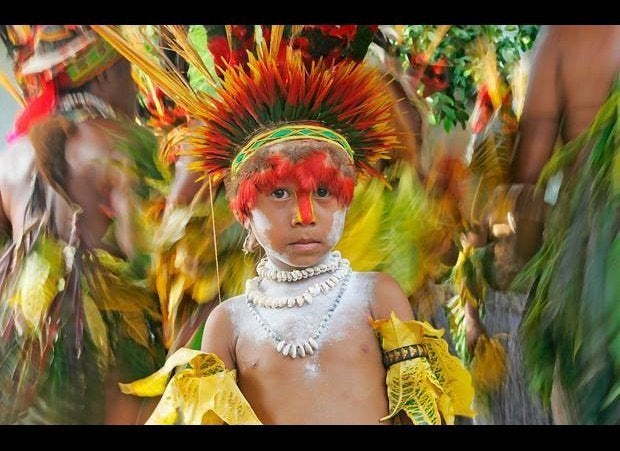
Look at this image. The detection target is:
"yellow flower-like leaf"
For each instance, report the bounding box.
[470,334,508,392]
[382,356,443,424]
[120,348,261,425]
[8,237,63,332]
[372,313,476,424]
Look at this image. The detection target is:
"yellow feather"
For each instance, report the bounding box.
[336,177,386,271]
[92,26,207,119]
[0,69,25,107]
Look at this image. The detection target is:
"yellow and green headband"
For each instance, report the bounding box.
[231,124,355,176]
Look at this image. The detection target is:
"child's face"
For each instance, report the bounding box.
[249,180,347,269]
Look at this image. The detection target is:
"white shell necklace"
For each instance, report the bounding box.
[246,252,351,309]
[256,251,345,282]
[245,270,352,359]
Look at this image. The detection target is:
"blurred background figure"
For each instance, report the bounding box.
[511,25,620,424]
[381,25,549,424]
[0,54,20,141]
[0,25,164,424]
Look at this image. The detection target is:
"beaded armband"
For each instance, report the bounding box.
[382,344,427,367]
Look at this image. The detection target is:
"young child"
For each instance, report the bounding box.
[109,25,474,425]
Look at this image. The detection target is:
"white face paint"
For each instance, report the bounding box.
[326,209,346,248]
[250,208,271,246]
[250,208,296,267]
[249,201,344,270]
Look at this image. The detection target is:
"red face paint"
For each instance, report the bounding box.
[232,150,354,223]
[295,191,315,224]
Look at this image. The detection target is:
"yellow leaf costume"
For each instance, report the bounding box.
[371,313,475,424]
[0,26,166,425]
[120,348,260,425]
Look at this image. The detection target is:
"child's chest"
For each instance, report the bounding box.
[235,321,384,385]
[233,293,381,375]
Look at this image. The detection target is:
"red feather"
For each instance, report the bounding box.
[232,151,354,223]
[10,79,57,141]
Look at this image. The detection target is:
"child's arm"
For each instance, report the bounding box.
[369,272,415,322]
[370,272,475,425]
[200,303,237,370]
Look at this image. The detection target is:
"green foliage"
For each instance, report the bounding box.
[187,25,219,97]
[401,25,540,132]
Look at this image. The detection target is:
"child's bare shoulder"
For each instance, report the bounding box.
[206,294,246,326]
[201,295,247,364]
[361,271,414,321]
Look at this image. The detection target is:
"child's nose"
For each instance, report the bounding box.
[292,193,316,226]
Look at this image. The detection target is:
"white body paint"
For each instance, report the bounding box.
[225,270,378,376]
[237,205,376,374]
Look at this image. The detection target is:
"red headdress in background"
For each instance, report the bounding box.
[6,25,121,142]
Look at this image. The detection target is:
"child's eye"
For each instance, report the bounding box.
[271,188,290,199]
[315,187,330,198]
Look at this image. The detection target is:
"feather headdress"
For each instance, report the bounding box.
[93,25,400,185]
[3,25,122,141]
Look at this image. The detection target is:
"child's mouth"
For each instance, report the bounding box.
[289,239,322,252]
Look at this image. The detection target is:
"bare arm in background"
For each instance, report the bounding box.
[511,26,563,186]
[511,26,620,262]
[167,153,205,208]
[510,26,562,263]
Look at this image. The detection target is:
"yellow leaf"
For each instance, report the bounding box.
[120,348,261,424]
[371,313,476,423]
[119,347,206,396]
[94,248,130,274]
[190,274,218,303]
[83,292,110,369]
[382,357,443,424]
[470,334,508,392]
[154,205,195,249]
[8,237,63,332]
[168,275,187,323]
[423,325,476,418]
[371,312,426,352]
[121,311,152,349]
